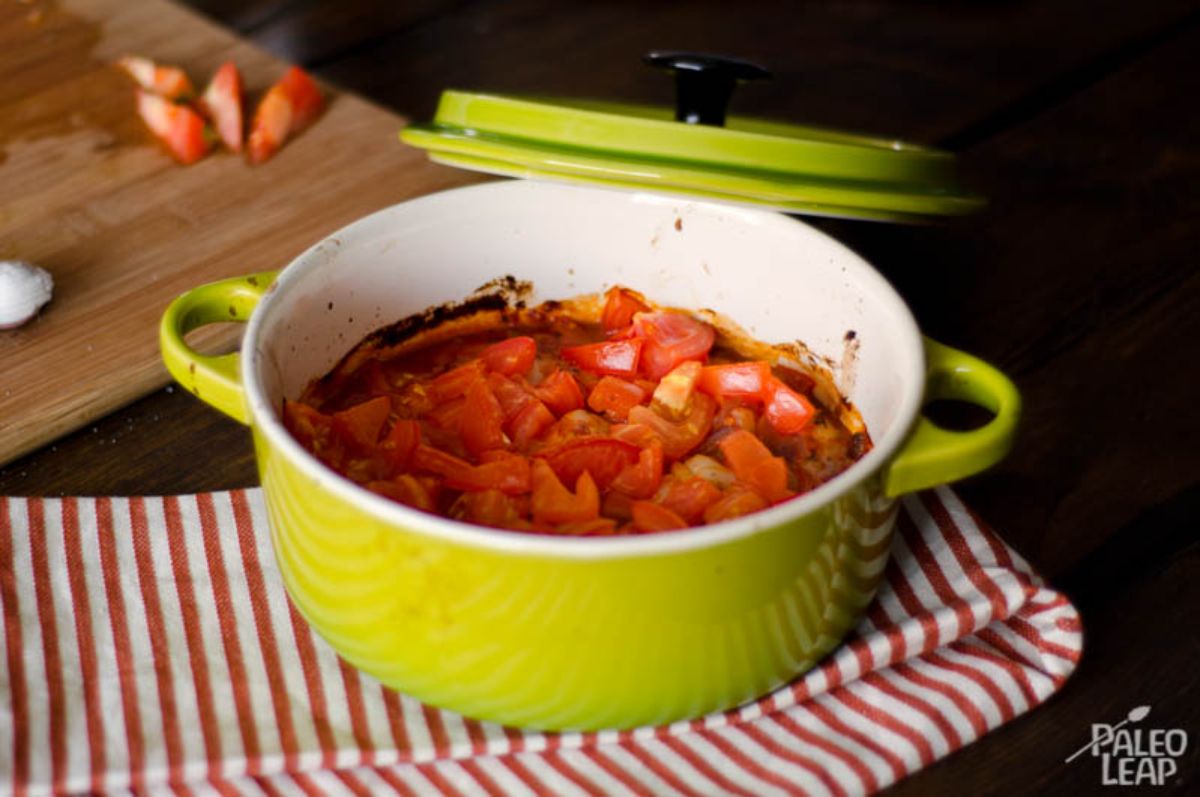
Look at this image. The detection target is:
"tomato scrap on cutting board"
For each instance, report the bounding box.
[118,55,322,165]
[284,286,871,536]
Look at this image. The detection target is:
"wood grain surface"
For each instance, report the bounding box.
[2,0,1197,793]
[0,0,477,466]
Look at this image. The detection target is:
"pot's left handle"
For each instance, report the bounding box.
[159,272,278,425]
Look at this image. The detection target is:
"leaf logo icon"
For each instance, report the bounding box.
[1128,705,1151,723]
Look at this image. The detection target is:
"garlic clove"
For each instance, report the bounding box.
[0,261,55,329]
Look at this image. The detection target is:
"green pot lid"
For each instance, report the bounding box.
[401,57,983,221]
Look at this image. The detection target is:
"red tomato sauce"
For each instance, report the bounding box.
[284,287,871,535]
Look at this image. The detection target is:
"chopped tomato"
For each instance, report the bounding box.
[332,395,390,448]
[562,339,642,377]
[481,336,536,377]
[198,61,243,152]
[555,518,618,536]
[698,362,771,401]
[431,360,485,402]
[717,428,774,475]
[587,376,646,421]
[609,422,661,449]
[118,55,194,100]
[631,501,687,533]
[703,489,768,524]
[763,376,816,435]
[532,369,585,416]
[717,429,792,502]
[284,286,864,535]
[531,460,600,525]
[279,65,324,128]
[540,436,640,490]
[714,400,758,432]
[609,440,664,499]
[460,379,506,457]
[539,409,611,449]
[602,490,635,520]
[651,360,701,419]
[283,399,335,452]
[750,457,792,503]
[600,286,650,335]
[412,445,530,494]
[627,392,716,460]
[486,372,534,418]
[367,474,437,513]
[247,66,324,164]
[509,399,555,448]
[657,477,723,524]
[135,90,212,164]
[460,489,526,528]
[631,312,715,380]
[379,419,420,474]
[424,396,466,431]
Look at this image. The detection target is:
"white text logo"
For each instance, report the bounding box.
[1066,706,1188,787]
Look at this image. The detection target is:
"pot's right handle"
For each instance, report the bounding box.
[884,337,1021,497]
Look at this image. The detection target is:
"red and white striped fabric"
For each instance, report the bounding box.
[0,486,1081,796]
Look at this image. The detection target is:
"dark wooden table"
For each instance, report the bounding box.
[3,1,1198,793]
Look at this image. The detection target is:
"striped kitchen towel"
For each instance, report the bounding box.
[0,486,1081,796]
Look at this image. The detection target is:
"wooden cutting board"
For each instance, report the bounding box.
[0,0,481,467]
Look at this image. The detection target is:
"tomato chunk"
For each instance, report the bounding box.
[763,376,816,435]
[486,372,534,418]
[135,90,211,164]
[632,312,715,380]
[555,518,618,536]
[609,440,664,499]
[627,392,715,460]
[532,369,585,416]
[657,477,723,524]
[562,339,642,377]
[424,396,466,432]
[631,501,687,533]
[332,396,391,448]
[460,489,526,528]
[413,445,530,494]
[540,436,640,490]
[431,360,485,402]
[198,61,244,152]
[703,489,768,524]
[118,55,194,100]
[248,66,324,164]
[284,399,334,449]
[481,336,536,376]
[600,286,650,335]
[379,419,420,474]
[718,429,793,503]
[509,399,555,448]
[587,376,647,421]
[460,378,507,457]
[531,460,600,525]
[368,474,438,513]
[698,362,771,401]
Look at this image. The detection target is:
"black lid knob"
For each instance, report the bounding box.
[644,51,771,127]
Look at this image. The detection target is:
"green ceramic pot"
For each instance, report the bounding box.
[160,180,1018,730]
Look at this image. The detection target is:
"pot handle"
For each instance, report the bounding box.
[159,272,279,425]
[884,337,1021,497]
